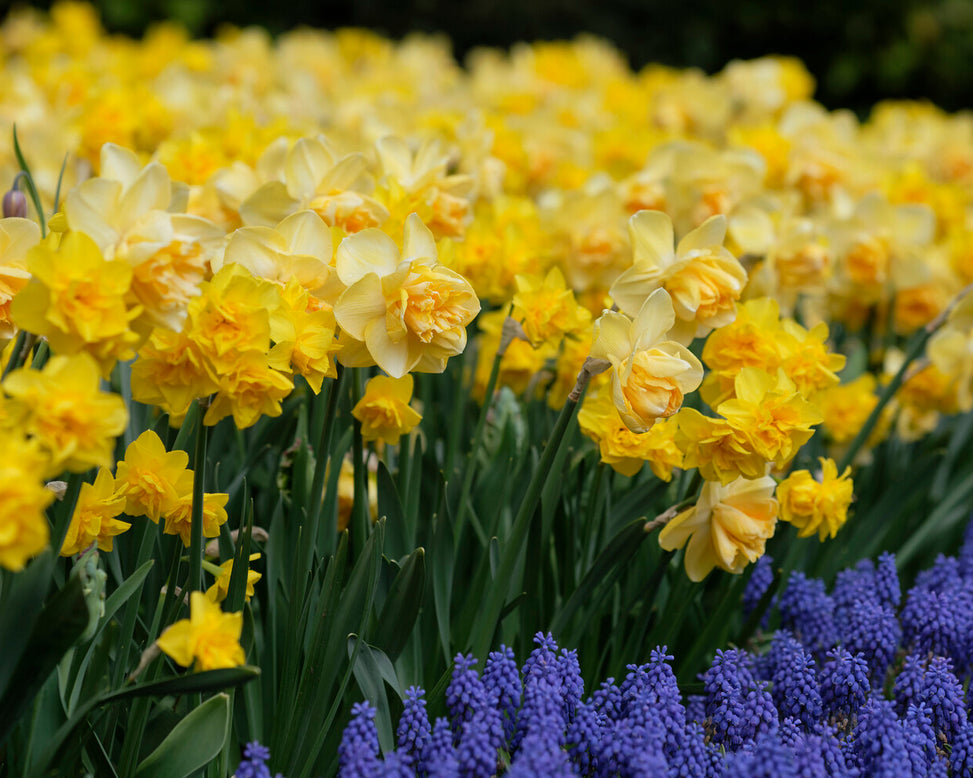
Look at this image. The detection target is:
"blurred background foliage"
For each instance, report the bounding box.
[5,0,973,115]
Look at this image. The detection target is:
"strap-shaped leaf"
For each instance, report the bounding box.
[372,547,425,661]
[135,693,230,778]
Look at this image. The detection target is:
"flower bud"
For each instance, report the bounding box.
[3,188,27,218]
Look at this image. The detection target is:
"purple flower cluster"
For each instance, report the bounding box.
[335,523,973,777]
[235,741,284,778]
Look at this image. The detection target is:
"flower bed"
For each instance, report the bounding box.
[2,3,973,776]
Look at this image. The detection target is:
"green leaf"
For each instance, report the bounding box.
[27,667,259,778]
[348,638,403,753]
[0,551,53,702]
[0,564,90,745]
[372,548,425,662]
[99,560,154,635]
[549,519,648,639]
[431,512,454,660]
[136,693,231,778]
[377,462,410,558]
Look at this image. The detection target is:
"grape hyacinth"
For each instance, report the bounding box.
[336,531,973,777]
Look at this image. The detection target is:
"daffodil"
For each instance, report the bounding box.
[114,430,193,523]
[610,210,748,342]
[352,374,422,445]
[510,266,591,347]
[3,353,128,476]
[157,591,245,671]
[239,135,388,233]
[777,457,853,540]
[61,467,130,556]
[717,367,823,467]
[0,217,41,340]
[206,554,262,604]
[658,475,779,581]
[332,213,480,377]
[0,432,53,571]
[590,288,703,433]
[11,231,141,376]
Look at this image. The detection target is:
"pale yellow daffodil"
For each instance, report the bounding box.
[332,213,480,377]
[610,210,747,343]
[590,287,703,433]
[659,475,779,581]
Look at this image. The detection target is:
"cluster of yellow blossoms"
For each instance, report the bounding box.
[4,2,973,589]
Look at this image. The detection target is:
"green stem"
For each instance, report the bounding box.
[1,330,32,380]
[12,126,47,236]
[838,282,973,472]
[351,368,369,547]
[308,366,345,536]
[188,403,209,596]
[453,308,512,547]
[467,357,594,660]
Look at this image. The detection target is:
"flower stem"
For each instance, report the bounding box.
[834,284,972,473]
[467,357,596,660]
[188,400,209,595]
[453,307,512,547]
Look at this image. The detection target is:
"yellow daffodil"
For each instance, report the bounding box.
[817,374,880,446]
[61,467,130,556]
[332,213,480,377]
[717,367,823,468]
[511,266,591,347]
[206,554,262,604]
[11,231,141,376]
[928,291,973,411]
[352,374,422,445]
[778,457,853,540]
[217,209,336,296]
[0,432,53,571]
[63,143,222,332]
[579,392,682,479]
[240,135,388,233]
[0,217,41,340]
[590,288,703,433]
[114,430,193,523]
[163,491,230,548]
[658,475,779,582]
[673,408,769,485]
[272,280,340,394]
[157,591,245,671]
[3,353,128,476]
[130,327,220,418]
[610,210,748,342]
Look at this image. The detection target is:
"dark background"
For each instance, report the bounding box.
[5,0,973,114]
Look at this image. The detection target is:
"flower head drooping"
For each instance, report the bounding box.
[60,467,130,556]
[352,374,422,445]
[777,457,854,541]
[206,554,261,603]
[590,287,703,433]
[658,475,779,582]
[156,591,245,671]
